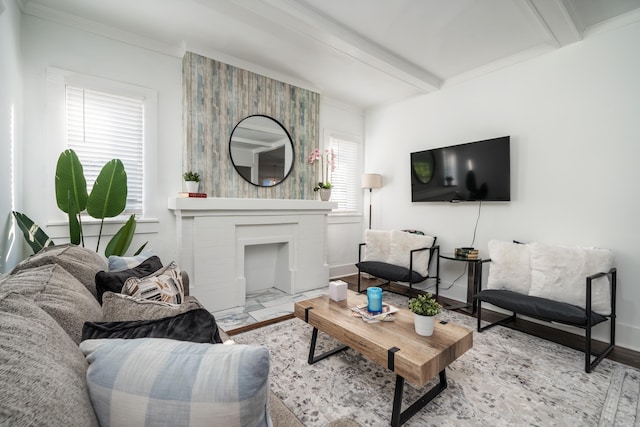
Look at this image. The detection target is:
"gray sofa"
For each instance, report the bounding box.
[0,244,302,427]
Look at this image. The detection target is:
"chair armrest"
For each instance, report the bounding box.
[358,243,366,262]
[585,268,616,316]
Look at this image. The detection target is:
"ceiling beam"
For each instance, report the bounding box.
[528,0,582,46]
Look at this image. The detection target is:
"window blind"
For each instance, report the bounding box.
[65,86,144,215]
[329,136,358,213]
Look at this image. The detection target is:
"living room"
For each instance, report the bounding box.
[1,0,639,424]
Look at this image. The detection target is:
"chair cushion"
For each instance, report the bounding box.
[82,308,223,344]
[487,240,532,294]
[528,243,614,315]
[94,256,163,303]
[362,229,390,263]
[475,289,607,327]
[80,338,271,427]
[356,261,426,284]
[0,292,99,426]
[387,230,435,276]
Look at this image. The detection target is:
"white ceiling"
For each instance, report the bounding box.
[20,0,640,109]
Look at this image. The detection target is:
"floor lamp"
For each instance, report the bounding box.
[361,173,382,229]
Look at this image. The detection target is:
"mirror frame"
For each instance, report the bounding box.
[229,114,295,187]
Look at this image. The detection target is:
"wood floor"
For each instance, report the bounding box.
[229,274,640,370]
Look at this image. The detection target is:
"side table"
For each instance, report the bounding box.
[439,253,490,314]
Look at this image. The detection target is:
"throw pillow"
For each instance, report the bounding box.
[362,229,390,262]
[486,240,532,294]
[94,255,163,304]
[0,264,102,344]
[121,262,184,304]
[387,230,435,277]
[82,308,223,344]
[528,242,614,315]
[108,250,155,272]
[10,243,107,299]
[80,338,271,427]
[102,291,203,322]
[0,292,99,426]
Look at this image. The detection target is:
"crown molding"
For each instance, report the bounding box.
[583,7,640,38]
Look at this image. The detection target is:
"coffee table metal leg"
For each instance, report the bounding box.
[391,370,447,426]
[307,327,349,365]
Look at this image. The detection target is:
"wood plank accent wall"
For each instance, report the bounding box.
[182,52,320,199]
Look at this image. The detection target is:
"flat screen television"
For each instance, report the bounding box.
[410,136,510,202]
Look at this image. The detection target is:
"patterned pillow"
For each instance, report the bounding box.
[94,256,163,304]
[80,338,271,427]
[102,291,203,322]
[122,262,184,304]
[108,250,155,272]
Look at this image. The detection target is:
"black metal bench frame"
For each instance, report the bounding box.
[475,268,617,373]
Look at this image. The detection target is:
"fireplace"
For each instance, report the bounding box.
[168,198,336,311]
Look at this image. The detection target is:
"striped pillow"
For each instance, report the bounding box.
[122,262,184,304]
[80,338,271,427]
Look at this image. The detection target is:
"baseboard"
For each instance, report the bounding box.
[329,264,357,279]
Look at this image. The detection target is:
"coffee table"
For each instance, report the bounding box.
[293,290,473,426]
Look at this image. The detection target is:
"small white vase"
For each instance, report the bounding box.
[185,181,199,193]
[318,188,331,201]
[413,313,435,336]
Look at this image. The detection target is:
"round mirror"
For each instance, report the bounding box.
[229,115,294,187]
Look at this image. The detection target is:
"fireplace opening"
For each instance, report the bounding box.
[244,242,292,294]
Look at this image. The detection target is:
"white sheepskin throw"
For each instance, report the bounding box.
[486,240,531,294]
[362,230,391,263]
[387,230,435,277]
[528,242,614,315]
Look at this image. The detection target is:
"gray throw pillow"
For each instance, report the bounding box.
[10,244,108,299]
[0,291,99,427]
[102,291,203,322]
[0,264,103,344]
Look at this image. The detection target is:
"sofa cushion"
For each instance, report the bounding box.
[82,308,223,344]
[475,289,608,327]
[487,240,531,294]
[528,243,614,315]
[102,291,203,322]
[0,291,99,426]
[387,230,435,276]
[10,244,107,300]
[0,264,102,344]
[121,262,185,304]
[362,229,390,263]
[95,256,163,304]
[107,250,155,272]
[80,338,271,427]
[356,261,426,283]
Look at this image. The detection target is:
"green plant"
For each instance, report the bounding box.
[183,171,201,182]
[12,149,146,257]
[408,293,442,316]
[313,181,332,191]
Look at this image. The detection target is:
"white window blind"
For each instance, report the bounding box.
[328,135,358,213]
[65,86,144,215]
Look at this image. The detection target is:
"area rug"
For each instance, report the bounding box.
[233,292,640,426]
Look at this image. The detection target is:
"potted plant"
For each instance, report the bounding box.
[408,293,442,336]
[183,171,201,193]
[308,148,335,201]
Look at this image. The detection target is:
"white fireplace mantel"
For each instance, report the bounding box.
[168,197,337,311]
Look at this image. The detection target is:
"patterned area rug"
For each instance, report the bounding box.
[233,293,640,427]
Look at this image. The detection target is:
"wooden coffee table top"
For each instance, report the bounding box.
[294,290,473,386]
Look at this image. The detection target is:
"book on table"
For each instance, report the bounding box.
[178,192,207,198]
[350,303,399,323]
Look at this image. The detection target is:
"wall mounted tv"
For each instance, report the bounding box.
[410,136,510,202]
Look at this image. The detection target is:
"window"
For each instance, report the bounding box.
[65,86,144,215]
[328,133,359,213]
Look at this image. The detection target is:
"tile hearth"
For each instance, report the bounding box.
[212,287,328,332]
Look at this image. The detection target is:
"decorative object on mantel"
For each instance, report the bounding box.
[408,293,442,336]
[183,171,200,193]
[178,192,207,198]
[308,148,335,200]
[361,173,382,229]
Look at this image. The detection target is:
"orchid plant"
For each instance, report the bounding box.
[308,148,336,191]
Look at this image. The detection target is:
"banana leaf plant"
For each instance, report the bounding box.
[13,149,146,257]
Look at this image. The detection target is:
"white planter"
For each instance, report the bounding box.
[185,181,199,193]
[318,188,331,201]
[413,313,435,336]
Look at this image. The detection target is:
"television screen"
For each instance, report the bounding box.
[411,136,510,202]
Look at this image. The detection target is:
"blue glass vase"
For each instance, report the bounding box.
[367,287,383,314]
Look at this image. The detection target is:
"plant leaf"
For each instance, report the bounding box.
[104,214,136,257]
[87,159,127,219]
[67,191,81,245]
[134,241,148,256]
[12,211,55,254]
[55,149,88,214]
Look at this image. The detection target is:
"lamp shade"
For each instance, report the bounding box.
[361,173,382,189]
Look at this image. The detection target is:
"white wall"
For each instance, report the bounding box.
[365,22,640,350]
[0,0,23,273]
